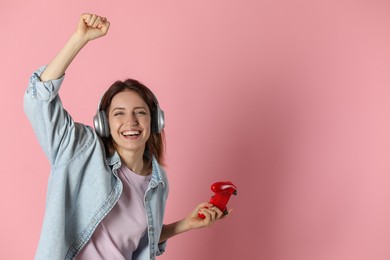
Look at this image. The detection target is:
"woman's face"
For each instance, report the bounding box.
[108,90,151,155]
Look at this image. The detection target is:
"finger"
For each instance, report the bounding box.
[81,13,92,26]
[92,16,102,28]
[198,202,213,209]
[100,20,110,33]
[79,13,91,28]
[211,207,222,220]
[200,208,218,222]
[211,206,224,219]
[97,17,107,28]
[87,14,98,26]
[198,209,212,222]
[81,13,91,22]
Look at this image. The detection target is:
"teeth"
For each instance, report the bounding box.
[122,130,140,136]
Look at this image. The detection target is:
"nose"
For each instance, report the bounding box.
[129,113,139,126]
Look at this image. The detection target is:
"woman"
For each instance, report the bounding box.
[24,13,226,260]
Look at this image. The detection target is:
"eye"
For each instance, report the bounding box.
[135,110,147,115]
[113,112,124,116]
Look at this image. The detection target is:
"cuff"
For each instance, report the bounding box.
[156,240,167,256]
[27,65,65,102]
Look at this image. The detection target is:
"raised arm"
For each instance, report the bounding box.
[40,13,110,81]
[24,13,110,165]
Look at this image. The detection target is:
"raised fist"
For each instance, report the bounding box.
[76,13,110,42]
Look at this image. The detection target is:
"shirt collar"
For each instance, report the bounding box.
[106,151,166,187]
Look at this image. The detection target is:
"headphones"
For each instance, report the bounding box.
[93,92,165,138]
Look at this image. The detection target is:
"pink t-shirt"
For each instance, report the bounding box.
[76,164,151,260]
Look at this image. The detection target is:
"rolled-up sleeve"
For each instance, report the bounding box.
[26,65,64,101]
[157,240,167,256]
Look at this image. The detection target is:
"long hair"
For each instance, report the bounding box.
[99,79,165,167]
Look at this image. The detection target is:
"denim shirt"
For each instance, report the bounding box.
[23,66,169,260]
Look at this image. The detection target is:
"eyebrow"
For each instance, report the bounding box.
[111,107,125,113]
[111,106,147,112]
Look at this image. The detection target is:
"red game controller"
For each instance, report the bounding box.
[198,181,237,219]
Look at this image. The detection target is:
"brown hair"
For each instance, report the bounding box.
[99,79,165,167]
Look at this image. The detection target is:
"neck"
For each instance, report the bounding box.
[117,147,150,176]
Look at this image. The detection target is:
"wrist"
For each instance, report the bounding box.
[70,32,89,47]
[176,218,192,234]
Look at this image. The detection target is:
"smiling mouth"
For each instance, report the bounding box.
[121,130,141,138]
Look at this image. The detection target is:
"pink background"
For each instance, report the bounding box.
[1,0,390,259]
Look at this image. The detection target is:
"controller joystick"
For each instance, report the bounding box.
[198,181,237,219]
